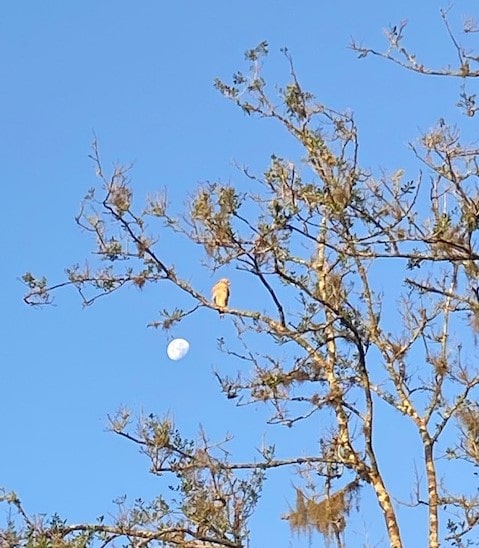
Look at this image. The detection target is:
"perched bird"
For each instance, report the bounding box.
[212,278,230,315]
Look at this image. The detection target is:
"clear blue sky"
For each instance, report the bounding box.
[2,1,477,546]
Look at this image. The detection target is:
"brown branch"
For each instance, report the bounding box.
[152,455,338,474]
[57,523,240,548]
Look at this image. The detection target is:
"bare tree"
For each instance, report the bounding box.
[8,9,479,548]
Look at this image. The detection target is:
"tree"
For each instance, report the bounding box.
[7,9,479,548]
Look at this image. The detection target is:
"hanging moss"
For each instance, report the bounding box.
[286,481,360,542]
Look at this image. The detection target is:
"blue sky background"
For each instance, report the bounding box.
[2,1,478,547]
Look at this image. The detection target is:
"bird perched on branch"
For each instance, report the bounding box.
[212,278,230,315]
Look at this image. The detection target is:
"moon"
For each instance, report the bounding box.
[167,338,190,361]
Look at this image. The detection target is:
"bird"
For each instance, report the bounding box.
[212,278,230,315]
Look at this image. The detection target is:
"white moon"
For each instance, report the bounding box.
[167,338,190,361]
